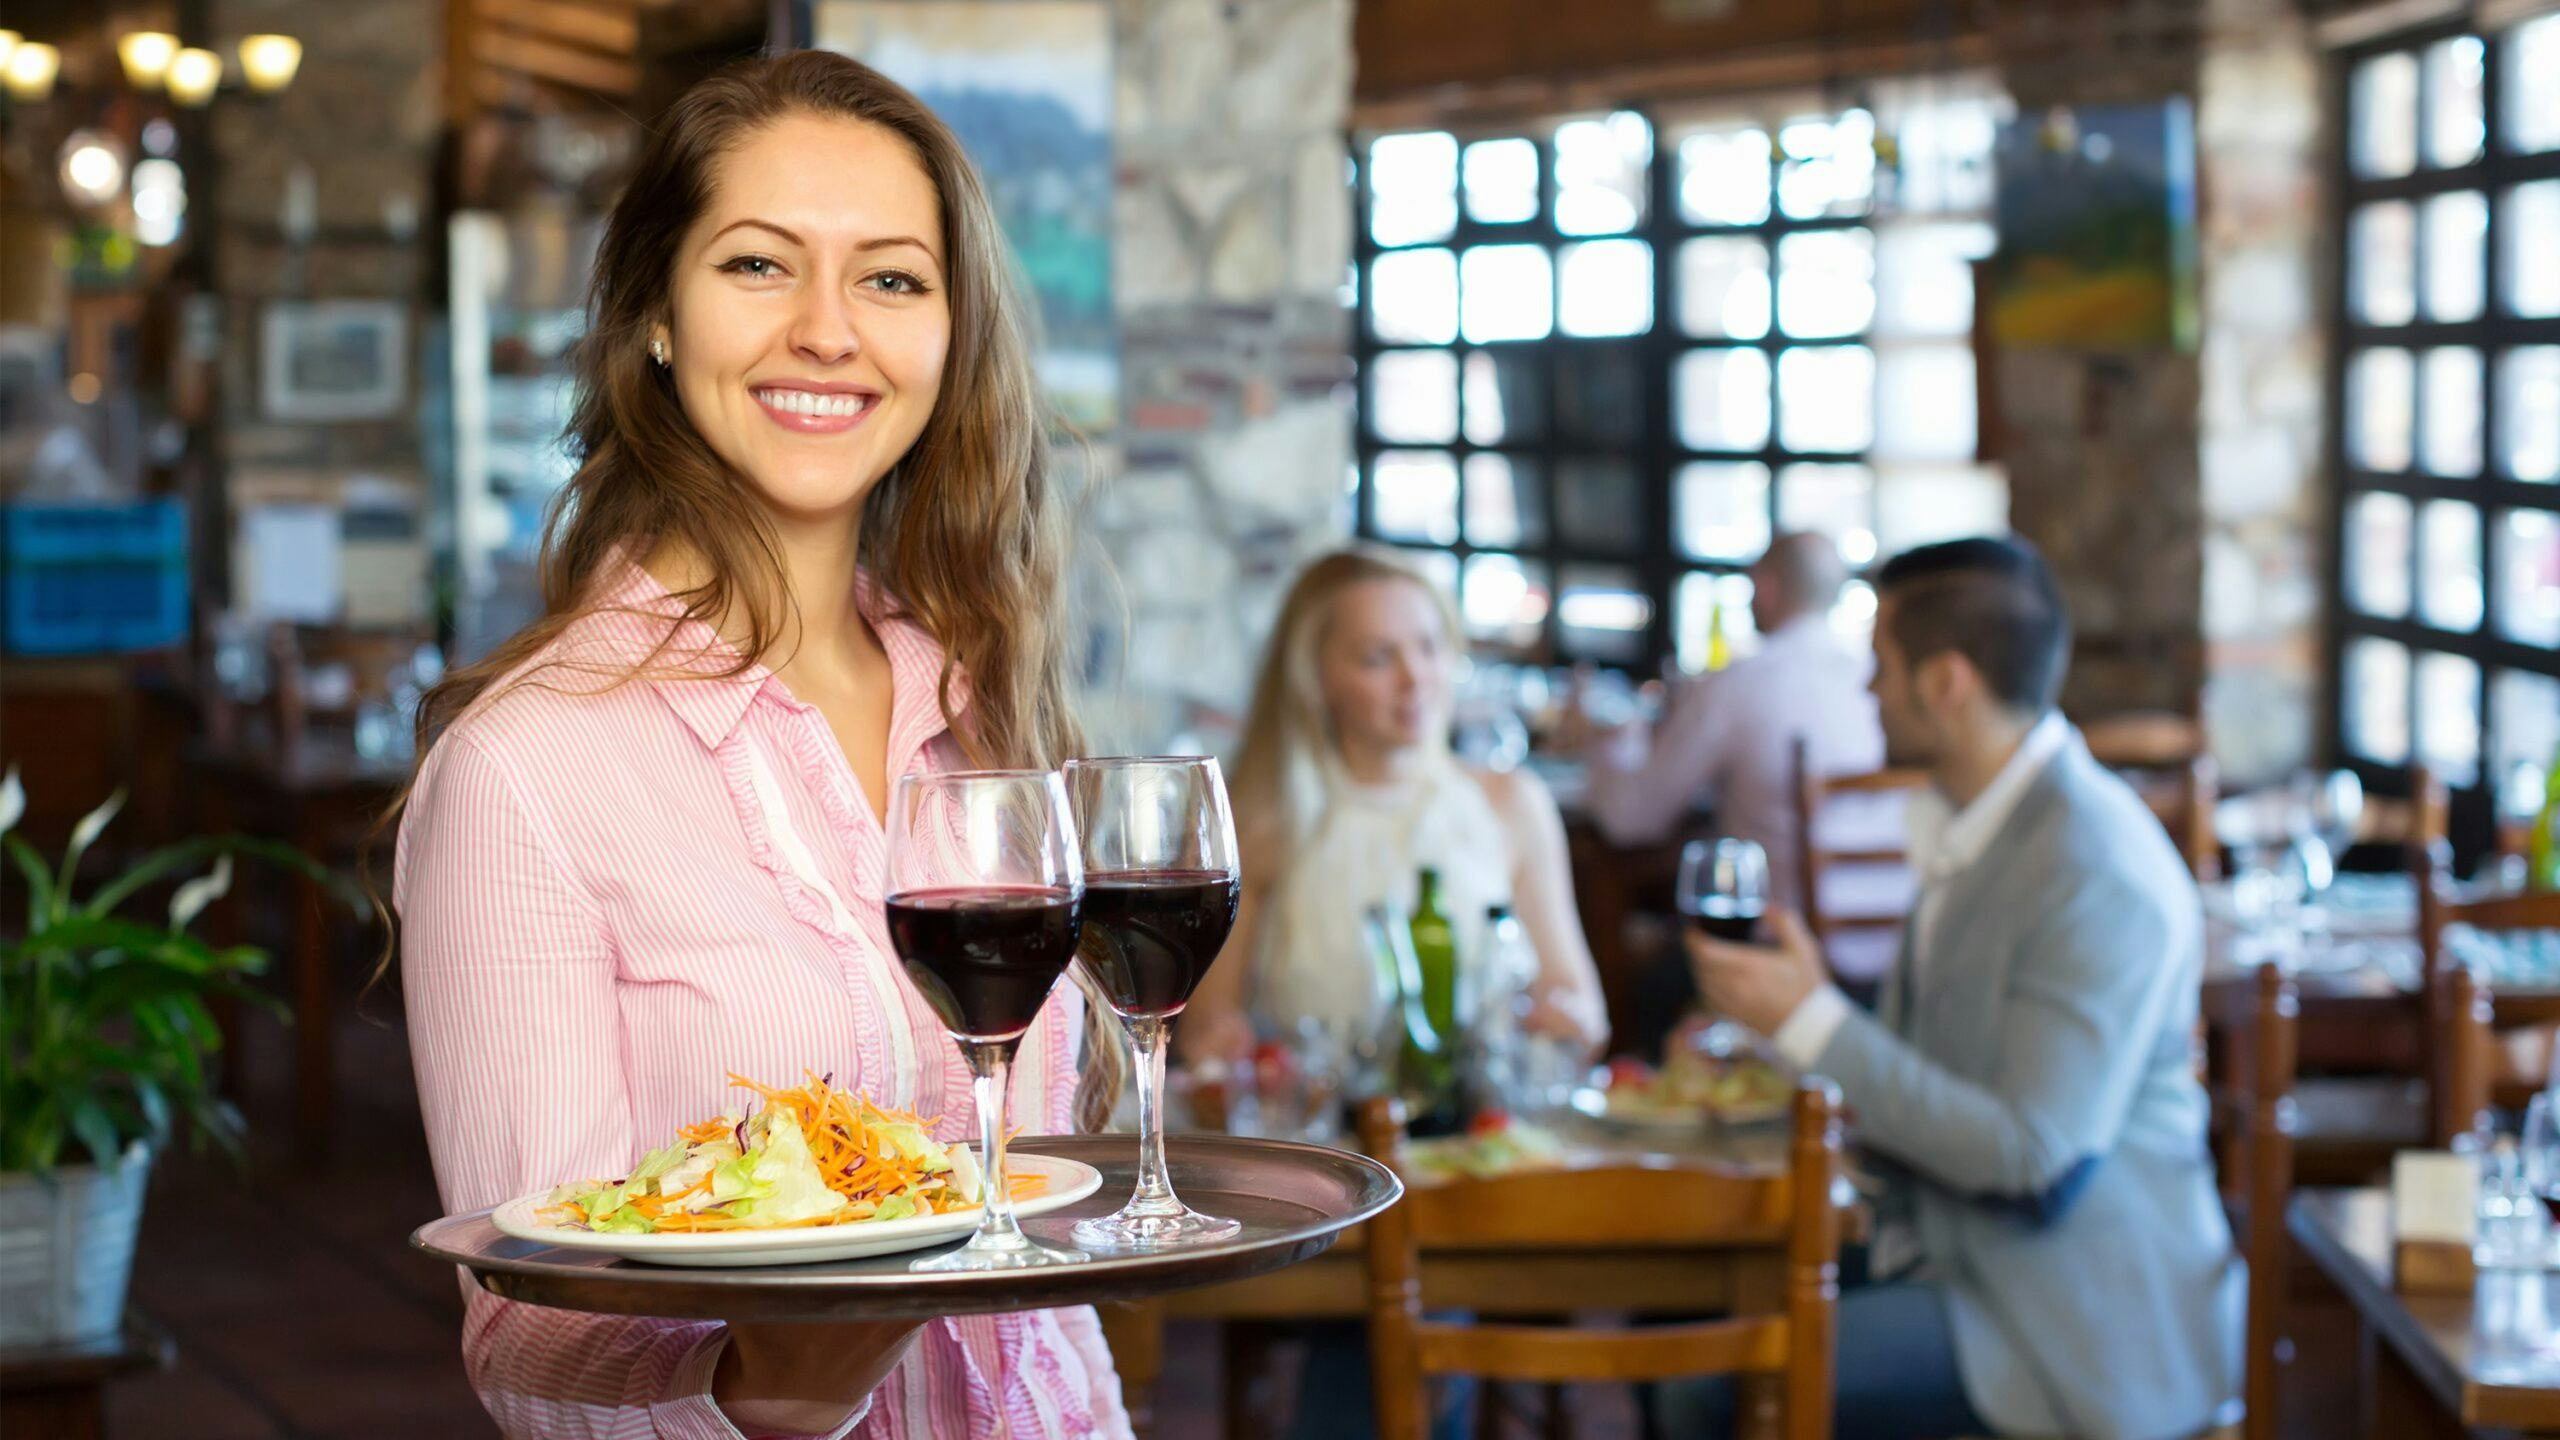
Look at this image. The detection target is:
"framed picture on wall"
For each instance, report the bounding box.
[261,300,408,422]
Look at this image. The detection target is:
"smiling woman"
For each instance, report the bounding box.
[379,49,1129,1440]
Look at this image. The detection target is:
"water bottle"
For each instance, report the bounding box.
[1462,905,1535,1114]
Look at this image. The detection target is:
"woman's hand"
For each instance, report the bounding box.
[714,1318,923,1434]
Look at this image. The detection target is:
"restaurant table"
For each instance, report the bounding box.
[0,1314,176,1440]
[1102,1107,1850,1440]
[2288,1188,2560,1436]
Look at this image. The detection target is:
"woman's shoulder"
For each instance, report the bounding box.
[1460,760,1559,826]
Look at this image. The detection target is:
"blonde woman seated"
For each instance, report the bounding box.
[1184,548,1608,1069]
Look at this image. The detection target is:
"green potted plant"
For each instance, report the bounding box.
[0,765,351,1348]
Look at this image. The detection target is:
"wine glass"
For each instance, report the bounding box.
[2523,1092,2560,1237]
[1064,757,1245,1251]
[2289,770,2363,948]
[885,770,1090,1272]
[1676,838,1770,1056]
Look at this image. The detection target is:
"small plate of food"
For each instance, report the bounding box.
[490,1074,1103,1267]
[1570,1048,1795,1132]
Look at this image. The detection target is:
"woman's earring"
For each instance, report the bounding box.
[649,338,669,367]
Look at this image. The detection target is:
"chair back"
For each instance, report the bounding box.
[2425,882,2560,1144]
[1789,736,1925,971]
[2236,962,2298,1440]
[1357,1086,1842,1440]
[2080,711,2219,881]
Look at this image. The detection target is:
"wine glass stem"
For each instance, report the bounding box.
[1125,1014,1183,1219]
[964,1040,1030,1249]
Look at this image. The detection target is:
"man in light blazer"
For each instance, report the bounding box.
[1676,536,2243,1440]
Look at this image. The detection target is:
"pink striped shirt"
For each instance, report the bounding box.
[395,559,1130,1440]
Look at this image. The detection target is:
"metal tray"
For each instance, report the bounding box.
[410,1134,1399,1323]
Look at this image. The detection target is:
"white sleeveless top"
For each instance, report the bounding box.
[1251,759,1516,1042]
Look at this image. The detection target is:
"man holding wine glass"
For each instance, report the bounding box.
[1669,538,2242,1440]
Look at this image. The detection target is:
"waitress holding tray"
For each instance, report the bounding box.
[389,51,1128,1439]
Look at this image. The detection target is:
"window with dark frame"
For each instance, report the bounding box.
[2330,14,2560,847]
[1351,86,2008,679]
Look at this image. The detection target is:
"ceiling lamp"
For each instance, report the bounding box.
[4,40,59,101]
[0,31,19,71]
[165,47,221,107]
[118,31,178,88]
[60,130,130,208]
[238,34,300,94]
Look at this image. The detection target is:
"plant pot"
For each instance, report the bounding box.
[0,1142,152,1349]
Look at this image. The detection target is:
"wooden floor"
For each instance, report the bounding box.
[93,963,2362,1439]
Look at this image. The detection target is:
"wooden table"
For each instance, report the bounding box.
[0,1315,176,1440]
[2288,1188,2560,1436]
[1104,1112,1838,1439]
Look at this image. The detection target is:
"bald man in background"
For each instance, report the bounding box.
[1582,533,1884,910]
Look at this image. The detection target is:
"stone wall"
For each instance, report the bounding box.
[1080,0,1358,752]
[2196,4,2325,784]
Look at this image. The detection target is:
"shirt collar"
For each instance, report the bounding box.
[1906,710,2071,883]
[581,555,958,756]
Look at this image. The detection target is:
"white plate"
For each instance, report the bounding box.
[490,1152,1106,1268]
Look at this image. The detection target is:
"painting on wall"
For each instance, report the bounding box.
[1988,100,2198,350]
[808,0,1117,432]
[262,300,409,422]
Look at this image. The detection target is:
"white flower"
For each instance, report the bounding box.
[0,766,21,839]
[68,789,126,859]
[170,855,234,931]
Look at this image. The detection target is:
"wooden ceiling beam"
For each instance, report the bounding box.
[476,0,642,56]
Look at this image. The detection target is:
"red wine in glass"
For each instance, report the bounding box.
[1682,896,1764,944]
[886,885,1083,1043]
[1075,868,1242,1018]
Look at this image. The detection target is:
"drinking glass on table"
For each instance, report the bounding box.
[2524,1092,2560,1241]
[1677,837,1771,1056]
[2290,769,2363,939]
[1064,756,1245,1250]
[884,769,1089,1272]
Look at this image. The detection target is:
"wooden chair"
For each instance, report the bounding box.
[2425,883,2560,1144]
[2231,963,2299,1440]
[1789,736,1925,984]
[1357,1086,1843,1440]
[2079,710,2219,881]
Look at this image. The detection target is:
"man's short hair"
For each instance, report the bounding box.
[1875,536,2069,714]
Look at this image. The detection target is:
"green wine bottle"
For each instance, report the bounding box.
[1410,868,1461,1043]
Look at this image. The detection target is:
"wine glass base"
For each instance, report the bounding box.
[909,1235,1091,1273]
[1070,1207,1243,1252]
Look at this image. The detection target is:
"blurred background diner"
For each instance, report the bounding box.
[1,0,2557,1437]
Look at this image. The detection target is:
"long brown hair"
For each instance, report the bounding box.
[1228,547,1461,879]
[376,50,1116,1126]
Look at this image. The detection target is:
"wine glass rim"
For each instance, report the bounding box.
[1064,754,1221,767]
[899,767,1061,782]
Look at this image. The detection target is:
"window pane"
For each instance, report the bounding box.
[2421,347,2483,477]
[1463,138,1539,224]
[1778,346,1876,453]
[1461,552,1550,648]
[1776,229,1876,339]
[2416,650,2481,786]
[1675,571,1759,673]
[2492,671,2560,821]
[1371,451,1459,545]
[1873,345,1977,462]
[1676,347,1773,452]
[1555,458,1642,552]
[1463,453,1544,549]
[2498,507,2560,646]
[1557,239,1654,338]
[2512,14,2560,153]
[2417,499,2483,631]
[1874,221,1993,338]
[2419,191,2486,322]
[1555,343,1643,448]
[1675,461,1772,562]
[2344,636,2412,764]
[1554,113,1650,236]
[1463,348,1546,446]
[1460,245,1554,343]
[1369,248,1457,345]
[2349,201,2417,325]
[2506,181,2560,318]
[1370,132,1458,247]
[1777,462,1877,565]
[1879,90,1999,214]
[1777,110,1876,219]
[2346,491,2414,618]
[1557,563,1652,663]
[2499,348,2560,483]
[1677,127,1771,226]
[2351,52,2419,179]
[2348,348,2415,471]
[1875,463,2007,558]
[1676,236,1772,339]
[2423,37,2485,169]
[1368,349,1458,444]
